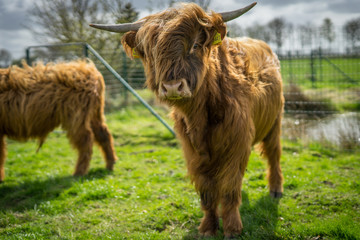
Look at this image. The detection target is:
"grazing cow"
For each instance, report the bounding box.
[0,60,117,182]
[91,2,284,237]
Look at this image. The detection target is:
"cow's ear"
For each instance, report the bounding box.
[121,31,138,59]
[209,13,227,46]
[214,21,227,40]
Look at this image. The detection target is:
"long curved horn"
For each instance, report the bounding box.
[219,2,257,22]
[89,21,144,33]
[90,3,257,32]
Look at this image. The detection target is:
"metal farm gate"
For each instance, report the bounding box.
[26,43,175,136]
[25,43,360,150]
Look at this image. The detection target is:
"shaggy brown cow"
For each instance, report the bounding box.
[91,2,283,237]
[0,60,116,182]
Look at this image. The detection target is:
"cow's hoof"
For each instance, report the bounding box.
[200,230,217,238]
[73,170,88,177]
[199,215,219,237]
[224,232,241,239]
[224,236,239,240]
[270,191,283,198]
[199,226,218,237]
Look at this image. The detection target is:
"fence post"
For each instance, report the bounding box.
[318,47,322,83]
[25,48,30,65]
[83,44,88,58]
[288,51,293,83]
[122,50,129,106]
[310,50,316,88]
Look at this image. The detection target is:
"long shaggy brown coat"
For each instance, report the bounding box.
[120,3,284,237]
[0,60,117,182]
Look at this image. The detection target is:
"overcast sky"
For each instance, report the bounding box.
[0,0,359,59]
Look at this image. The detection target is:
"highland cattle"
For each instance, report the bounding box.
[91,2,284,237]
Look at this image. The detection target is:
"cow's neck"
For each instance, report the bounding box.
[173,89,208,120]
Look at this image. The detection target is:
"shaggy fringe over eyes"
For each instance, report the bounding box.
[120,3,226,94]
[121,3,226,58]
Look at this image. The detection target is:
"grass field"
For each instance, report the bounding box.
[279,56,360,112]
[0,106,359,239]
[280,57,360,89]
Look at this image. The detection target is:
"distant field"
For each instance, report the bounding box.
[0,106,359,239]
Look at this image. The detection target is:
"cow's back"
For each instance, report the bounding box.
[228,37,284,144]
[0,61,104,140]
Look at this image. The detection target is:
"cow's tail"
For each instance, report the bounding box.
[36,137,46,153]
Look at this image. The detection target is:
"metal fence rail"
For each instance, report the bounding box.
[26,43,175,137]
[25,42,360,150]
[279,49,359,150]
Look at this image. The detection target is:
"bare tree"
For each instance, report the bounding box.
[245,23,271,42]
[343,17,360,50]
[320,18,336,49]
[0,49,12,67]
[27,0,138,51]
[268,18,287,53]
[298,24,315,49]
[101,1,139,23]
[149,0,212,11]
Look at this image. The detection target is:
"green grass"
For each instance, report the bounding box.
[281,57,360,89]
[0,106,359,239]
[280,56,360,112]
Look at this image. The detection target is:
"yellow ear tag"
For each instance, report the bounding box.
[132,48,140,58]
[213,31,222,45]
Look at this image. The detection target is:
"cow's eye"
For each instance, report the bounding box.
[193,43,199,50]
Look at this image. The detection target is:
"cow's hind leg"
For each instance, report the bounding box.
[261,116,283,198]
[91,119,116,171]
[69,126,94,176]
[0,135,6,182]
[198,179,220,236]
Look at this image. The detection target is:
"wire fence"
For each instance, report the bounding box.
[24,40,360,151]
[280,48,359,150]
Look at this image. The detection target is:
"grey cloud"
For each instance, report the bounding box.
[328,0,360,14]
[0,0,28,31]
[235,0,317,8]
[0,0,4,13]
[15,0,25,9]
[0,9,27,30]
[131,0,167,10]
[235,0,359,14]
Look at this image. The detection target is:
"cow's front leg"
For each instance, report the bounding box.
[219,159,247,238]
[198,185,220,236]
[221,189,243,238]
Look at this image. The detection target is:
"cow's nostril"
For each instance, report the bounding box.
[161,84,168,94]
[178,81,183,91]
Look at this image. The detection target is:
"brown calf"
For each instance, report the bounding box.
[0,60,117,182]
